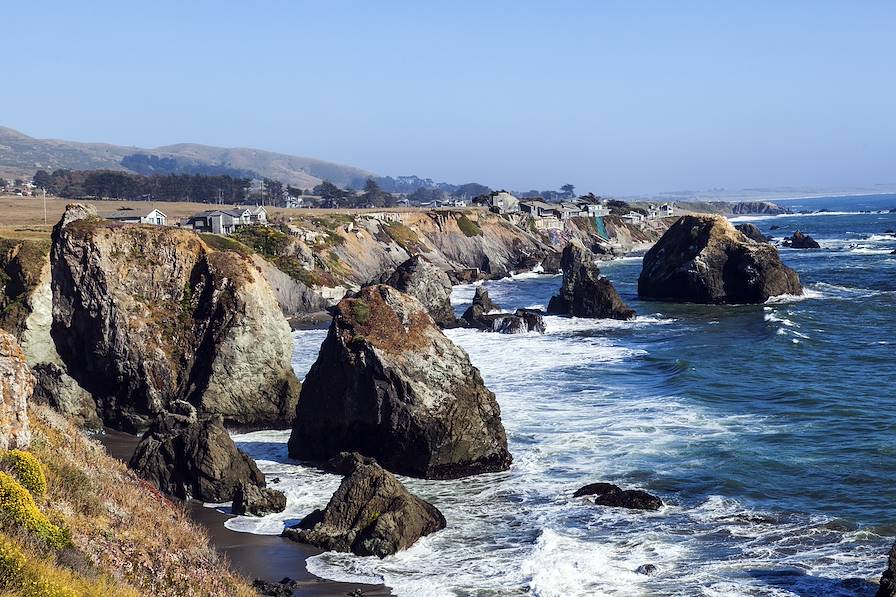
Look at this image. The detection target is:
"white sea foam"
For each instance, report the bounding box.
[727,211,871,223]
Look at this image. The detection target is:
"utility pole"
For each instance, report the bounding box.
[43,188,47,225]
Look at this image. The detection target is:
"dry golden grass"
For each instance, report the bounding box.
[24,406,254,597]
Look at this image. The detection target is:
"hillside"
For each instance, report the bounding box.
[0,126,373,188]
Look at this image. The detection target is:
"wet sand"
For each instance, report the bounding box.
[99,429,391,597]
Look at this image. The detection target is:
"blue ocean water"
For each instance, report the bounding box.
[229,194,896,596]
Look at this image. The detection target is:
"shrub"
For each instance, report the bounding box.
[199,233,253,257]
[0,472,70,549]
[350,299,371,324]
[457,214,482,237]
[0,535,26,587]
[1,451,48,496]
[231,226,290,257]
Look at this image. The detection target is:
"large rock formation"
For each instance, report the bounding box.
[877,542,896,597]
[0,330,32,451]
[638,215,802,304]
[129,403,265,502]
[30,362,101,429]
[287,284,511,479]
[50,204,300,431]
[547,241,635,319]
[734,223,771,243]
[783,231,821,249]
[730,201,791,215]
[379,255,456,328]
[282,453,446,557]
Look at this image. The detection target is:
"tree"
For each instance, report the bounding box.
[313,181,347,201]
[33,170,52,189]
[560,184,575,198]
[263,178,284,206]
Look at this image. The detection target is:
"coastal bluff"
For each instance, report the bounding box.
[50,204,300,431]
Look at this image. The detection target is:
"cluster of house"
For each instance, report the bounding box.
[105,205,268,234]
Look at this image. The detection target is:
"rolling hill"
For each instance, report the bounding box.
[0,126,373,188]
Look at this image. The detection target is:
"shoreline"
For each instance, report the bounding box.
[99,429,391,597]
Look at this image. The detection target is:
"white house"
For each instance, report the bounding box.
[621,212,646,224]
[247,205,268,224]
[485,191,520,214]
[106,208,168,226]
[187,208,252,235]
[577,201,610,217]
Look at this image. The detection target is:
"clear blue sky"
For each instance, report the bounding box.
[4,1,895,194]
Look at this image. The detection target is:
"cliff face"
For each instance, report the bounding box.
[51,204,299,431]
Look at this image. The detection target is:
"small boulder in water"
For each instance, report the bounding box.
[574,482,663,511]
[547,241,635,319]
[282,452,446,557]
[636,564,658,576]
[783,231,821,249]
[232,481,287,516]
[461,287,499,326]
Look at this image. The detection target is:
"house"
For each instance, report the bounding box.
[647,204,661,219]
[621,212,646,224]
[519,200,556,218]
[186,208,251,235]
[452,199,467,207]
[556,203,581,221]
[483,191,520,214]
[577,201,610,217]
[106,208,168,226]
[247,205,268,224]
[533,215,562,230]
[660,202,675,217]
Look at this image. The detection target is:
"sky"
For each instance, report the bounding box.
[3,1,895,195]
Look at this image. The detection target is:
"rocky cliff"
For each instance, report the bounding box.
[50,204,300,431]
[288,284,511,479]
[0,329,33,450]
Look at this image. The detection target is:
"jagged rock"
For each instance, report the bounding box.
[282,453,446,557]
[232,481,287,516]
[461,287,499,327]
[287,284,511,479]
[878,542,896,597]
[50,204,300,431]
[574,482,663,511]
[30,362,101,429]
[783,231,821,249]
[129,406,265,502]
[734,223,771,243]
[636,564,658,576]
[380,255,457,328]
[638,215,802,304]
[0,330,32,451]
[547,241,635,319]
[251,579,293,597]
[540,250,562,274]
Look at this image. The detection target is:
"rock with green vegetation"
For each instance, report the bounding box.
[288,285,511,479]
[283,452,445,557]
[0,238,51,338]
[129,404,266,503]
[0,450,47,496]
[0,330,32,451]
[50,204,300,431]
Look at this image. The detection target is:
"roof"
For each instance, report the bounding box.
[106,208,167,219]
[188,209,246,219]
[520,200,553,209]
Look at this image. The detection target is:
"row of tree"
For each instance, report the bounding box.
[32,169,253,203]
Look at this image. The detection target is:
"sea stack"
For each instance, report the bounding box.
[380,255,457,328]
[50,204,300,431]
[287,284,511,479]
[547,241,635,319]
[638,215,802,304]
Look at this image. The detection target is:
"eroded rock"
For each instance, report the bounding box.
[783,231,821,249]
[287,284,511,479]
[638,215,802,304]
[574,482,663,511]
[380,255,457,328]
[734,223,771,243]
[129,405,264,502]
[0,330,32,451]
[282,452,446,557]
[547,241,635,319]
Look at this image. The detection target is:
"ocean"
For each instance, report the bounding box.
[227,194,896,596]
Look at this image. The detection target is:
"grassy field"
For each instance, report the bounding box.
[0,195,477,240]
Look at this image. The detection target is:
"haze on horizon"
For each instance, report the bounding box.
[3,1,895,196]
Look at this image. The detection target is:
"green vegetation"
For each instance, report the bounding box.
[0,470,70,549]
[198,233,252,257]
[350,299,371,324]
[383,222,426,253]
[231,225,290,257]
[1,450,47,496]
[457,214,483,237]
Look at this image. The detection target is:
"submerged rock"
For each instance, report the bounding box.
[734,223,771,243]
[380,255,457,328]
[783,231,821,249]
[287,284,511,479]
[50,204,300,431]
[574,482,663,511]
[547,241,635,319]
[0,330,32,451]
[636,564,658,576]
[129,404,265,502]
[282,453,446,557]
[638,215,802,304]
[232,481,286,516]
